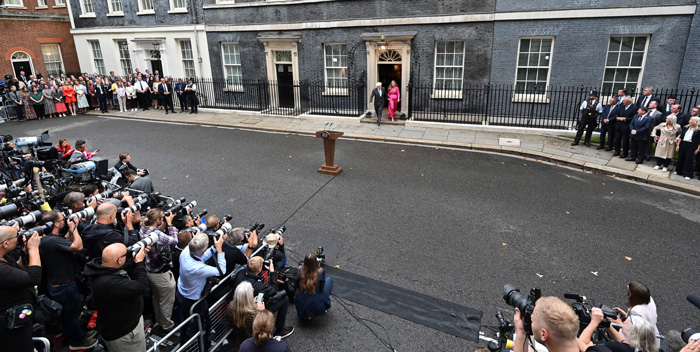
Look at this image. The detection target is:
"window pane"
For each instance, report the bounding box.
[618,52,631,66]
[631,52,644,66]
[614,69,627,82]
[627,69,640,83]
[517,68,527,80]
[518,53,528,66]
[603,69,615,81]
[608,36,621,51]
[537,69,548,81]
[520,39,530,53]
[633,37,647,51]
[606,53,619,66]
[539,54,549,66]
[530,39,541,52]
[527,68,537,81]
[621,37,633,51]
[540,39,552,53]
[528,53,539,66]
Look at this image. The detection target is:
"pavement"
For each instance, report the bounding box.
[78,107,700,196]
[3,114,700,351]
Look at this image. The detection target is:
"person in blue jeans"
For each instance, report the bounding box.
[294,253,332,320]
[38,211,98,350]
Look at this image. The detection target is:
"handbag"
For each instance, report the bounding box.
[5,303,33,329]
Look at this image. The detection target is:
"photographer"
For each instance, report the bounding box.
[84,243,151,352]
[612,282,660,348]
[222,227,256,276]
[172,229,193,282]
[177,232,227,349]
[513,296,580,352]
[82,202,138,261]
[0,226,41,352]
[139,208,178,333]
[295,252,333,320]
[38,211,98,350]
[577,307,657,352]
[63,191,97,213]
[233,256,294,339]
[124,169,154,194]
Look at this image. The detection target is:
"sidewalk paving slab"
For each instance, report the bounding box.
[605,157,638,171]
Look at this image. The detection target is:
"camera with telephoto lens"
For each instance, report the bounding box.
[216,222,233,236]
[0,210,42,227]
[162,197,185,216]
[122,196,148,215]
[503,284,541,335]
[270,225,286,237]
[86,187,122,204]
[127,232,159,255]
[245,221,265,239]
[564,293,617,331]
[219,214,232,225]
[68,207,95,222]
[194,209,208,219]
[19,222,54,237]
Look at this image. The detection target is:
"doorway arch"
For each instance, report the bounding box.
[11,51,34,78]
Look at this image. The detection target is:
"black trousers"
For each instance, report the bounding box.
[629,138,647,162]
[614,123,630,155]
[0,317,33,352]
[574,115,598,143]
[33,104,44,118]
[178,95,188,111]
[137,92,149,110]
[177,290,210,350]
[187,94,198,112]
[374,103,384,122]
[677,142,696,178]
[14,105,25,120]
[97,96,108,112]
[599,122,615,148]
[656,157,672,168]
[160,94,174,112]
[266,296,289,335]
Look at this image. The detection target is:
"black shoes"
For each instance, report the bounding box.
[625,157,634,161]
[276,326,294,339]
[584,142,591,147]
[571,142,579,146]
[596,146,605,150]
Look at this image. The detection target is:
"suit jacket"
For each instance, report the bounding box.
[649,110,664,133]
[157,82,173,95]
[600,104,621,124]
[676,113,692,127]
[617,104,638,124]
[370,87,387,106]
[174,82,187,97]
[678,127,700,149]
[635,95,660,108]
[94,84,109,98]
[630,114,654,140]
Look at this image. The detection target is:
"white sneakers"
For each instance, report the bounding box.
[653,166,660,170]
[685,177,691,180]
[662,167,668,172]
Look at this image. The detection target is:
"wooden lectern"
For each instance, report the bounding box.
[316,130,344,175]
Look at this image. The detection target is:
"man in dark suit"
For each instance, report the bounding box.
[599,97,621,150]
[660,96,676,115]
[682,106,699,127]
[94,79,109,113]
[645,101,664,160]
[18,71,28,85]
[157,77,175,114]
[175,79,188,112]
[614,97,638,158]
[635,86,660,108]
[369,82,387,126]
[627,107,654,164]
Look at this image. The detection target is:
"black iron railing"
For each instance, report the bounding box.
[408,83,700,130]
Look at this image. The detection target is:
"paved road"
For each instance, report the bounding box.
[3,116,700,351]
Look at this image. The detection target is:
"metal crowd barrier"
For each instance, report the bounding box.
[147,313,204,352]
[32,337,50,352]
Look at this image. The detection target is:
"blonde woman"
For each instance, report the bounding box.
[239,310,291,352]
[675,116,700,179]
[115,81,127,112]
[387,80,400,122]
[75,80,89,114]
[651,115,680,171]
[227,281,264,350]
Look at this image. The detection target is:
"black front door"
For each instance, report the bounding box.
[151,60,163,76]
[276,64,294,108]
[13,62,33,78]
[378,64,401,111]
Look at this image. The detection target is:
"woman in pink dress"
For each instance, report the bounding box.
[387,80,400,122]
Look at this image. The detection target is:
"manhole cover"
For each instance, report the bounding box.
[499,138,521,147]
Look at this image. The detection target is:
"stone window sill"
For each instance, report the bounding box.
[168,8,187,13]
[107,12,124,16]
[79,13,96,17]
[137,10,155,15]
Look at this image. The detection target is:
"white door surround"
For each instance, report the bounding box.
[259,34,301,110]
[363,32,415,114]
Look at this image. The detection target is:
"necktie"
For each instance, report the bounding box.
[379,89,382,97]
[164,85,167,93]
[643,96,649,107]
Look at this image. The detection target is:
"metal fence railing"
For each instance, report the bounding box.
[408,84,700,130]
[172,78,366,118]
[147,313,205,352]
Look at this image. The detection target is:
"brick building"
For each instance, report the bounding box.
[67,0,700,118]
[1,0,78,79]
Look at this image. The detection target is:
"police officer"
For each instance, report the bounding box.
[572,90,603,147]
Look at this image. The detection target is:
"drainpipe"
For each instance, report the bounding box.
[190,0,204,76]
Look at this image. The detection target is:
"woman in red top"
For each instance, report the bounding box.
[62,81,77,116]
[56,139,72,160]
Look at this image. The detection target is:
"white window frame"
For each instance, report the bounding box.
[78,0,95,17]
[89,40,106,75]
[3,0,25,8]
[168,0,187,13]
[512,36,554,103]
[53,0,65,7]
[601,35,650,100]
[36,0,48,9]
[116,40,133,76]
[221,42,243,92]
[137,0,155,14]
[432,40,465,100]
[179,39,196,78]
[107,0,124,16]
[323,43,348,96]
[41,44,65,76]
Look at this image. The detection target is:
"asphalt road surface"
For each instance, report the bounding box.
[3,116,700,352]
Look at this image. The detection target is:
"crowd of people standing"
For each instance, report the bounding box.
[572,87,700,180]
[3,69,200,121]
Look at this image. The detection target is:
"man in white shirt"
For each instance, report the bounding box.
[135,77,150,111]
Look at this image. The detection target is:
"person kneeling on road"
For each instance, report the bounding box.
[513,296,580,352]
[177,231,227,349]
[295,252,332,320]
[233,256,294,339]
[84,243,151,352]
[577,307,657,352]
